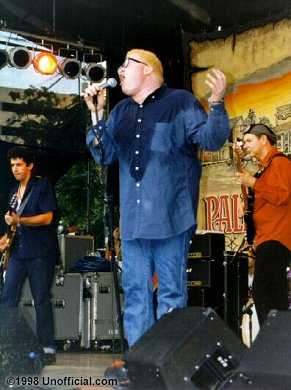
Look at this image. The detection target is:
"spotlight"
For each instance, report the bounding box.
[57,48,81,79]
[0,49,8,70]
[83,62,106,83]
[58,58,81,79]
[33,52,58,75]
[8,47,32,69]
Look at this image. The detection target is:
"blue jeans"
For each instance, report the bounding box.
[1,255,56,348]
[121,226,194,347]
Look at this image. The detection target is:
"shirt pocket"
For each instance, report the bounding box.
[151,122,174,152]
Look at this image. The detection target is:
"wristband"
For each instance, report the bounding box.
[208,98,224,105]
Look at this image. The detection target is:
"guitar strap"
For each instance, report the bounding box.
[0,186,35,271]
[254,152,288,179]
[16,186,34,218]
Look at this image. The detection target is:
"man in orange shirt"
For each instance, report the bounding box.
[235,124,291,326]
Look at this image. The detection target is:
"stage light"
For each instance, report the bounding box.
[33,52,58,75]
[83,62,106,83]
[58,58,81,79]
[0,49,8,69]
[58,48,81,79]
[8,47,32,69]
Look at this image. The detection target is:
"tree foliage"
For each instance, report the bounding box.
[54,159,106,248]
[7,86,107,247]
[8,86,87,152]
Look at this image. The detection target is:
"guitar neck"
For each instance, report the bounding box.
[235,149,248,210]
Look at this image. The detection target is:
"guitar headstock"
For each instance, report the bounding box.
[9,193,18,213]
[234,138,245,171]
[234,138,244,159]
[235,138,244,150]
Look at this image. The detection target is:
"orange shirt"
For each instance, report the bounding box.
[253,147,291,250]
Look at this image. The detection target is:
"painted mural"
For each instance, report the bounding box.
[187,18,291,251]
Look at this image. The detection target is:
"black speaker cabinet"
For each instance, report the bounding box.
[188,232,225,259]
[223,251,249,335]
[0,307,43,386]
[227,310,291,389]
[187,233,226,319]
[187,259,226,320]
[126,307,246,390]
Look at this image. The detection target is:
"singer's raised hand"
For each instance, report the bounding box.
[205,69,226,103]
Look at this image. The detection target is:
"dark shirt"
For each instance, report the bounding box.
[9,175,59,259]
[87,84,230,240]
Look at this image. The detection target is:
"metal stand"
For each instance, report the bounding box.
[0,255,4,301]
[223,237,249,335]
[242,300,254,347]
[91,111,126,354]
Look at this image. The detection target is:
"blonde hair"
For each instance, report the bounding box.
[126,49,164,83]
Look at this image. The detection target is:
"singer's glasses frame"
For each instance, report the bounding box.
[119,57,148,70]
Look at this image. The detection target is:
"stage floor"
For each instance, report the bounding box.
[42,351,121,389]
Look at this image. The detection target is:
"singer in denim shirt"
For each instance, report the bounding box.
[85,49,230,349]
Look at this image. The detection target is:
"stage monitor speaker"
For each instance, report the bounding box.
[0,307,43,386]
[227,310,291,389]
[126,307,246,390]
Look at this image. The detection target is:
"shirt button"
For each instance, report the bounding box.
[137,118,142,122]
[135,166,139,170]
[137,199,141,203]
[136,134,140,138]
[136,182,140,187]
[135,150,139,154]
[139,104,143,108]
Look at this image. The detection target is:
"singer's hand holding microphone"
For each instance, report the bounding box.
[82,78,117,127]
[82,78,117,112]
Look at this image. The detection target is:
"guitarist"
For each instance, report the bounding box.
[235,124,291,327]
[0,146,59,365]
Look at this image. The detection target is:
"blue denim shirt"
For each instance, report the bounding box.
[9,175,59,259]
[87,84,230,240]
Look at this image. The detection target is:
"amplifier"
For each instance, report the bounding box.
[187,259,212,287]
[187,234,225,316]
[58,234,94,272]
[188,232,225,259]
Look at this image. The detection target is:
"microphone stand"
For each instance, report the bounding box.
[228,235,247,335]
[92,104,125,354]
[0,255,5,300]
[242,300,254,347]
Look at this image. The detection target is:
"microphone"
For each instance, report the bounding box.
[82,78,117,98]
[99,78,117,89]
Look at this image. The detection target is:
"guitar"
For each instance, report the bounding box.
[2,194,18,270]
[234,140,256,245]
